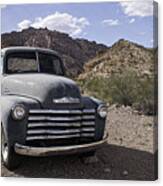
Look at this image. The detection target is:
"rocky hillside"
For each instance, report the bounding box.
[77,39,157,115]
[78,39,156,80]
[1,27,107,77]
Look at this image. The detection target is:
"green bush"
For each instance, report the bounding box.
[78,70,156,115]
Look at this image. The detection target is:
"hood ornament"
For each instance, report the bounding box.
[53,97,80,104]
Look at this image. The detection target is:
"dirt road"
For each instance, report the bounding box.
[1,106,158,180]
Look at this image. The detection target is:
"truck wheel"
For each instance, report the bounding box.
[1,126,20,170]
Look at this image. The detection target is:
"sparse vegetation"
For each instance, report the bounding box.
[78,70,156,115]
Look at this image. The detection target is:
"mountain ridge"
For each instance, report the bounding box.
[1,28,156,79]
[1,27,108,77]
[78,38,156,80]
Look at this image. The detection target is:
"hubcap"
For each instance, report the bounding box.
[1,128,8,162]
[2,144,8,162]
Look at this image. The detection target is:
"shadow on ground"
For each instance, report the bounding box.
[1,144,158,180]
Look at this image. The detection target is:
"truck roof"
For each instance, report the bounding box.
[1,46,59,56]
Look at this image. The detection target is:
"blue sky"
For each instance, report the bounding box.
[1,1,156,47]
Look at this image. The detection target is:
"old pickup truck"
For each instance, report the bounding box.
[1,47,108,170]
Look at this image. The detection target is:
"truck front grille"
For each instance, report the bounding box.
[26,109,96,146]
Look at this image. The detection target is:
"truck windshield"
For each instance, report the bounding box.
[6,51,64,75]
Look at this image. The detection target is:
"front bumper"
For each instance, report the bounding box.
[15,133,108,157]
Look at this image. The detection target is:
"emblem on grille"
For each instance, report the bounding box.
[53,97,80,104]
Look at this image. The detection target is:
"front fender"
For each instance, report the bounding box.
[81,96,107,141]
[0,95,40,146]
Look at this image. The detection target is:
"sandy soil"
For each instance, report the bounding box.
[1,105,158,180]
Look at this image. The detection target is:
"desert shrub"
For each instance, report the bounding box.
[108,71,140,106]
[78,76,112,103]
[78,70,156,115]
[133,76,156,115]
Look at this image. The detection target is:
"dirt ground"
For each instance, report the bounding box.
[1,105,158,180]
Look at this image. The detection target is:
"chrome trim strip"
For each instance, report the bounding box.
[28,122,82,128]
[26,133,95,141]
[28,116,82,121]
[82,121,95,126]
[29,109,96,114]
[81,133,95,137]
[26,134,81,141]
[15,134,108,156]
[52,97,80,104]
[27,128,95,135]
[28,121,95,128]
[28,115,95,121]
[29,110,82,114]
[82,115,95,120]
[81,128,95,132]
[83,109,96,113]
[27,129,81,135]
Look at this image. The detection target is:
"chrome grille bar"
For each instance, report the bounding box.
[28,121,95,128]
[28,115,95,121]
[83,109,96,113]
[28,116,82,121]
[27,129,81,135]
[27,128,95,135]
[82,115,95,120]
[26,134,81,141]
[29,109,96,114]
[29,110,82,114]
[26,133,95,141]
[26,108,96,143]
[82,121,95,126]
[28,122,82,128]
[81,133,95,137]
[81,128,95,132]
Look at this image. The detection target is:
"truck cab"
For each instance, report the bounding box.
[1,47,108,170]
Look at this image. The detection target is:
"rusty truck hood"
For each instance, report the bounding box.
[1,73,81,108]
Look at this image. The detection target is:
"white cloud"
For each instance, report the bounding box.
[129,18,135,24]
[18,20,32,30]
[17,12,90,37]
[120,1,153,17]
[102,19,120,26]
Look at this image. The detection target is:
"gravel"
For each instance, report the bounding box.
[1,105,158,180]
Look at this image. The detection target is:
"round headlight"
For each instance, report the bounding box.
[97,104,107,118]
[12,105,26,120]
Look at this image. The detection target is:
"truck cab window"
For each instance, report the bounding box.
[6,52,38,74]
[39,53,64,75]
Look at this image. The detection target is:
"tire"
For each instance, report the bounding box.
[1,126,21,170]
